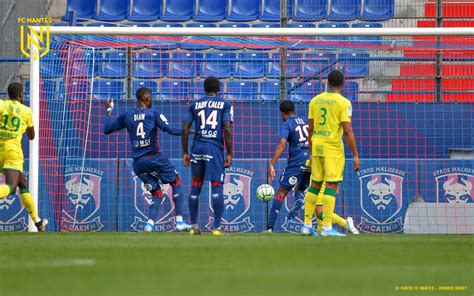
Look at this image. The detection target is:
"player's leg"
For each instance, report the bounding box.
[189,160,205,235]
[287,168,310,220]
[17,173,48,231]
[0,170,21,198]
[205,145,225,235]
[302,157,323,236]
[266,187,289,232]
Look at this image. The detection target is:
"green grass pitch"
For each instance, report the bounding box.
[0,233,472,296]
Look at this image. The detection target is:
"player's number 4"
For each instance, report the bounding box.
[136,122,146,139]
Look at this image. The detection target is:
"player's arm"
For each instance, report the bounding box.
[268,122,289,181]
[341,102,360,172]
[307,99,315,164]
[26,126,35,140]
[103,99,125,134]
[155,112,182,136]
[182,104,194,167]
[223,103,234,168]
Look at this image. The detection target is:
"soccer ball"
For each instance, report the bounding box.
[256,184,275,202]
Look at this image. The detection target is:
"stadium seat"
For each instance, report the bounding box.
[302,53,336,78]
[338,53,370,78]
[152,23,184,27]
[327,0,360,21]
[361,0,394,21]
[287,23,316,28]
[86,22,118,27]
[260,0,281,21]
[93,80,125,100]
[67,80,91,99]
[103,50,127,61]
[134,62,168,79]
[135,51,170,61]
[351,23,383,45]
[201,52,236,79]
[290,80,325,102]
[95,0,129,21]
[194,0,228,22]
[132,80,158,98]
[39,80,58,100]
[258,80,288,101]
[99,61,127,79]
[228,0,260,22]
[40,60,64,78]
[160,81,191,101]
[191,80,206,100]
[128,0,161,21]
[161,0,194,21]
[68,59,99,77]
[234,52,269,79]
[215,24,250,50]
[267,53,303,78]
[169,53,203,78]
[318,23,350,41]
[225,81,258,100]
[219,23,250,28]
[62,0,96,21]
[180,23,216,50]
[252,23,280,28]
[342,81,359,101]
[292,0,327,22]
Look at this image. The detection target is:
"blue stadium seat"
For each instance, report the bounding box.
[135,51,170,61]
[252,23,280,28]
[338,53,370,78]
[302,53,336,77]
[292,0,327,22]
[132,80,158,98]
[128,0,161,21]
[69,60,99,77]
[180,23,216,50]
[267,53,303,78]
[318,23,350,41]
[234,52,269,79]
[327,0,361,21]
[260,0,280,21]
[194,0,228,22]
[95,0,129,21]
[134,62,168,78]
[99,61,127,78]
[225,81,258,100]
[169,53,203,78]
[351,23,383,45]
[258,80,288,101]
[68,80,90,99]
[149,24,182,49]
[38,80,58,100]
[219,23,250,28]
[160,81,191,101]
[228,0,260,21]
[214,25,249,50]
[290,80,325,102]
[201,52,236,79]
[152,23,184,27]
[86,22,118,27]
[162,0,194,21]
[342,81,359,101]
[191,80,206,100]
[93,80,125,100]
[287,23,316,28]
[127,23,151,27]
[40,59,64,78]
[361,0,394,21]
[103,50,127,61]
[62,0,96,21]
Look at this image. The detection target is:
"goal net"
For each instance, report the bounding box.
[25,27,474,233]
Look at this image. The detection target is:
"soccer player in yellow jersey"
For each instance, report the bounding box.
[0,83,47,231]
[302,70,360,237]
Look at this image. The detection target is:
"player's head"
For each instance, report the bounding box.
[8,82,24,102]
[279,100,295,121]
[136,87,153,108]
[328,70,344,91]
[204,76,220,96]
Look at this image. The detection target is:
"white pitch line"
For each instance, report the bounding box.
[0,258,96,268]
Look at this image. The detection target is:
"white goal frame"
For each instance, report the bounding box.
[27,26,474,231]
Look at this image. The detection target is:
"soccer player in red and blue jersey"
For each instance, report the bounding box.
[182,76,233,236]
[104,87,191,232]
[266,100,311,232]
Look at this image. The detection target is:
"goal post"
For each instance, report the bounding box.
[28,26,474,233]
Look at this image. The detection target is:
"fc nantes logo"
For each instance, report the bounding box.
[20,25,50,60]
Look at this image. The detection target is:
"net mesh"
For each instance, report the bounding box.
[34,32,474,233]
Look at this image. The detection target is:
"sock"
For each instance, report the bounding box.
[333,213,347,229]
[189,180,203,225]
[175,215,183,223]
[268,192,286,229]
[148,191,163,222]
[322,188,337,230]
[316,217,323,233]
[303,187,320,225]
[19,189,40,223]
[170,178,183,217]
[211,182,224,229]
[0,184,12,198]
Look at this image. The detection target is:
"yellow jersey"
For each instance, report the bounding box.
[308,91,352,158]
[0,100,33,159]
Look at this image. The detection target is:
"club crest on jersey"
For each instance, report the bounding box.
[434,168,474,204]
[358,167,405,233]
[0,174,28,231]
[131,173,176,232]
[62,166,104,232]
[207,167,254,232]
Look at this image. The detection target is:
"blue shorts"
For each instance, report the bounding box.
[133,153,178,192]
[191,142,225,183]
[279,164,311,191]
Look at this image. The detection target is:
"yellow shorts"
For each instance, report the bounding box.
[311,156,345,183]
[0,150,24,173]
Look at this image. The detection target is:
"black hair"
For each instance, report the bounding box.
[279,100,295,115]
[204,76,220,94]
[328,70,344,88]
[136,87,152,101]
[8,82,23,100]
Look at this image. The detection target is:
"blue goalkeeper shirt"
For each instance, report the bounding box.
[104,108,181,160]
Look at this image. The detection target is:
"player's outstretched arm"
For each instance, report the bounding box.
[103,98,125,134]
[155,111,182,136]
[341,122,360,172]
[223,121,233,168]
[268,138,287,181]
[182,121,192,167]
